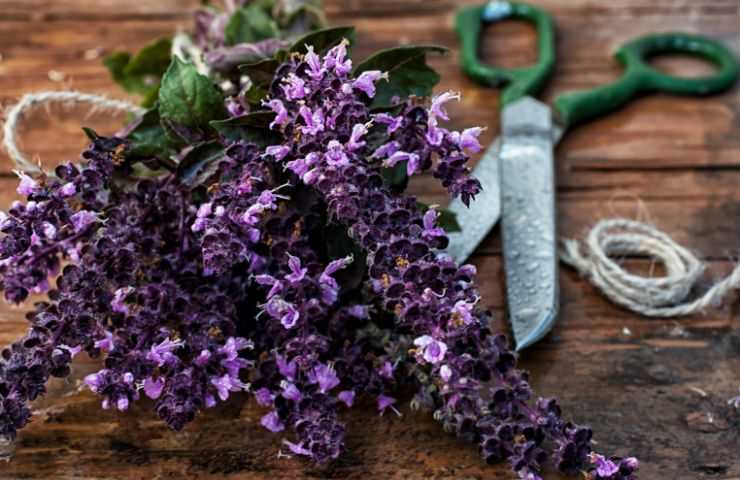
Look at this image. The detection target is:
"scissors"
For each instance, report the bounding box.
[448,1,739,350]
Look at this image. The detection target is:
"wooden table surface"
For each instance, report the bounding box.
[0,1,739,478]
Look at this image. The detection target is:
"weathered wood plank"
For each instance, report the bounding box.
[0,0,738,479]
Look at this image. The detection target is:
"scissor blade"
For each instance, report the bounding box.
[499,97,559,351]
[445,138,502,264]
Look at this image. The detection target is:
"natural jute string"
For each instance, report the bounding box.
[3,91,145,174]
[561,218,740,317]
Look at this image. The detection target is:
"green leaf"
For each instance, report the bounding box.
[416,202,461,233]
[104,52,145,93]
[381,161,408,192]
[224,4,280,46]
[289,26,355,54]
[243,84,269,105]
[278,3,327,39]
[158,57,227,130]
[177,140,226,187]
[354,45,447,108]
[81,127,100,142]
[210,111,278,146]
[104,37,172,107]
[124,37,173,77]
[239,58,281,88]
[437,209,461,233]
[125,108,173,161]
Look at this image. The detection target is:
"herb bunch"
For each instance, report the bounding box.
[0,2,637,479]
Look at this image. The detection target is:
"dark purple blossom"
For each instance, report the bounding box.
[0,17,637,479]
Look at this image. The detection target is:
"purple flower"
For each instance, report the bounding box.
[319,256,351,303]
[194,349,211,366]
[40,222,56,239]
[191,202,212,232]
[254,274,283,298]
[450,299,475,327]
[60,182,76,197]
[304,45,324,79]
[117,396,130,411]
[413,335,447,364]
[348,122,370,152]
[372,140,400,160]
[590,453,619,477]
[218,337,252,361]
[146,337,184,367]
[211,373,249,401]
[352,70,386,98]
[384,151,420,176]
[378,361,394,379]
[425,118,445,146]
[264,145,291,161]
[261,410,285,432]
[276,355,297,381]
[323,39,352,75]
[421,208,446,241]
[84,372,104,392]
[377,394,400,416]
[281,382,302,402]
[325,140,349,167]
[429,91,460,121]
[241,204,265,226]
[454,127,484,152]
[143,377,165,400]
[347,305,368,319]
[70,210,98,233]
[373,113,403,133]
[281,73,310,100]
[286,151,320,178]
[338,390,355,407]
[312,363,339,393]
[299,105,325,136]
[266,297,300,329]
[111,286,133,315]
[286,255,307,282]
[265,99,288,130]
[254,387,274,407]
[94,330,115,352]
[15,172,38,196]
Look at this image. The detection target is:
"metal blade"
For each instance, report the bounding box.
[499,97,559,351]
[445,138,502,264]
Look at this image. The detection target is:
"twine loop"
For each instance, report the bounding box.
[2,91,145,174]
[561,218,740,317]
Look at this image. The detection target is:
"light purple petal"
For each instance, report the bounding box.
[260,410,285,432]
[338,390,355,407]
[143,377,165,400]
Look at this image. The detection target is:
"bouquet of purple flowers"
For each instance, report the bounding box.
[0,2,637,479]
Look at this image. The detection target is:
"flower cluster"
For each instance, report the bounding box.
[252,40,637,479]
[0,8,637,480]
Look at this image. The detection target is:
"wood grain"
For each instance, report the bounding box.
[0,1,739,479]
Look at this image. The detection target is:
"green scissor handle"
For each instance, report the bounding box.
[456,1,555,107]
[553,33,739,128]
